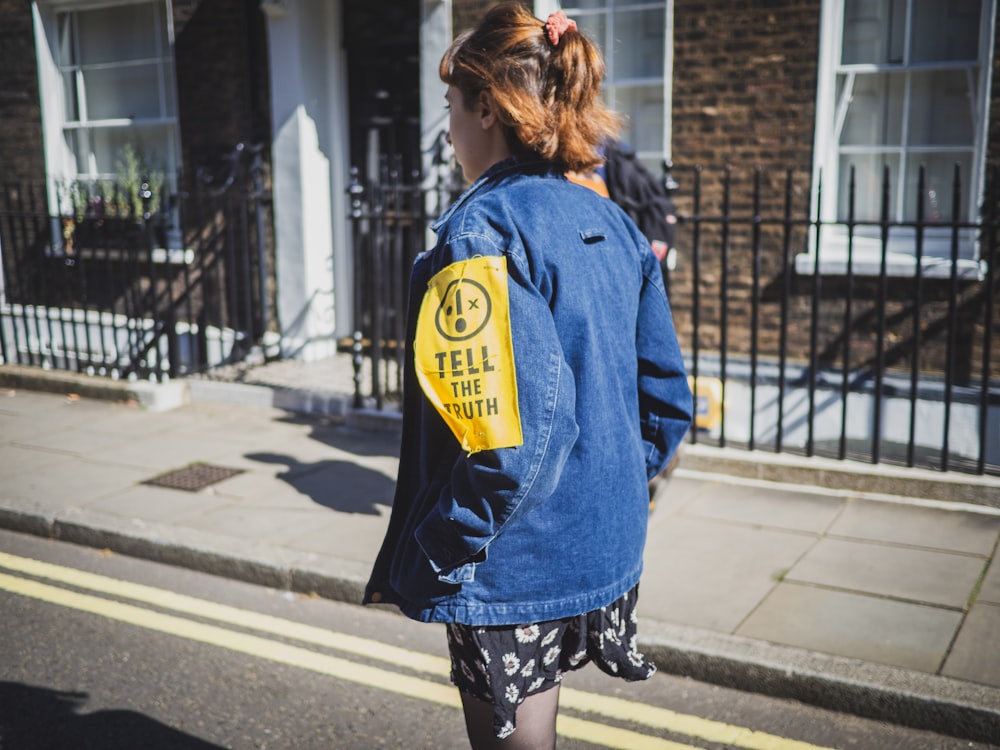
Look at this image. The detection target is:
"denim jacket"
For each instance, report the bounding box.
[363,157,692,625]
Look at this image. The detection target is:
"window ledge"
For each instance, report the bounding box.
[794,250,986,280]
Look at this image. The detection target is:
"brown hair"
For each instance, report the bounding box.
[439,1,622,173]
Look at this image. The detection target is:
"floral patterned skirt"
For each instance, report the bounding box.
[445,584,655,739]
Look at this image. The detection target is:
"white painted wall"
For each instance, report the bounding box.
[263,0,350,360]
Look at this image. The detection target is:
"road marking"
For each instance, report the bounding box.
[0,571,698,750]
[0,552,836,750]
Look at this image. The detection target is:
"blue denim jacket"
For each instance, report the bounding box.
[363,157,692,625]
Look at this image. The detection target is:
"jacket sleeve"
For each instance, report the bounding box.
[412,235,579,582]
[636,248,693,479]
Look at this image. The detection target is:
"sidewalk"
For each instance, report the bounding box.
[1,357,999,745]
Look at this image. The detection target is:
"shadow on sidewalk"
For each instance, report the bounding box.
[0,682,224,750]
[245,452,394,515]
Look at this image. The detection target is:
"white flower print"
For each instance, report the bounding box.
[543,645,562,666]
[502,652,521,676]
[608,661,619,674]
[480,647,491,665]
[604,626,620,645]
[541,627,560,647]
[527,676,546,693]
[628,649,645,667]
[520,659,536,677]
[630,609,639,624]
[497,721,516,739]
[514,624,540,643]
[568,649,587,667]
[505,683,520,703]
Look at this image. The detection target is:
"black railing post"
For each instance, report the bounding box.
[839,166,856,461]
[749,166,761,451]
[718,165,731,447]
[942,163,963,472]
[689,165,703,445]
[907,165,927,467]
[776,168,793,452]
[978,165,998,475]
[872,164,891,465]
[807,171,823,457]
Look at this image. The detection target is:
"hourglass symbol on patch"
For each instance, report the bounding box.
[435,278,492,341]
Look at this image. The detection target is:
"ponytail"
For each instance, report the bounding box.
[440,2,622,173]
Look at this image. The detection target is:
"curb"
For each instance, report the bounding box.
[1,502,999,745]
[640,621,1000,746]
[680,443,1000,509]
[0,364,188,412]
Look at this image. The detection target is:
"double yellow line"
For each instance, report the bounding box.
[0,551,833,750]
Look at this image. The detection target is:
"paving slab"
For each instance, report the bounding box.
[977,557,1000,605]
[81,482,235,524]
[942,602,1000,686]
[287,510,390,561]
[681,483,845,533]
[786,537,986,609]
[0,453,148,508]
[735,582,963,672]
[641,516,816,632]
[830,498,1000,555]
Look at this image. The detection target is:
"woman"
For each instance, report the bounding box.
[364,4,692,747]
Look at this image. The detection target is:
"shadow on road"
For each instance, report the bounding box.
[0,681,225,749]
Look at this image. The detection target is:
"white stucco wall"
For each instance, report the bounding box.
[264,0,350,360]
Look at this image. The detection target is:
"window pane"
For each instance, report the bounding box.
[84,64,163,120]
[565,0,606,10]
[840,72,904,146]
[76,3,161,64]
[842,0,905,64]
[612,8,665,79]
[576,13,607,54]
[62,71,80,120]
[911,0,980,63]
[613,84,664,154]
[838,154,899,223]
[907,70,973,145]
[91,124,171,177]
[904,154,971,223]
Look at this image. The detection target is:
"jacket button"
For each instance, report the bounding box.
[370,591,383,603]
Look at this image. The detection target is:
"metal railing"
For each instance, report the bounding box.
[677,163,998,476]
[0,144,273,380]
[345,160,999,477]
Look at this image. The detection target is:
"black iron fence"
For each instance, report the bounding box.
[346,161,1000,477]
[344,154,463,409]
[676,163,998,476]
[0,144,273,380]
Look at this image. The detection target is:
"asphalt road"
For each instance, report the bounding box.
[1,528,996,750]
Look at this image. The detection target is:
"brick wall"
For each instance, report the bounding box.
[668,0,1000,384]
[0,1,47,185]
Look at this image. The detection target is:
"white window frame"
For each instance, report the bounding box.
[560,0,672,172]
[799,0,997,279]
[32,0,181,248]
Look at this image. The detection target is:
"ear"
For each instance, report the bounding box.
[478,90,499,130]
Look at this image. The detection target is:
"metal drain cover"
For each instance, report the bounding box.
[142,462,245,492]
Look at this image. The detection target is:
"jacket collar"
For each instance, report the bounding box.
[430,155,557,234]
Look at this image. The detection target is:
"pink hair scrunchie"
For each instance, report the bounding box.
[545,10,577,46]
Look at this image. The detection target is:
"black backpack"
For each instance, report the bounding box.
[603,142,677,264]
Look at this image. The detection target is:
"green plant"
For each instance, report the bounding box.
[114,143,164,219]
